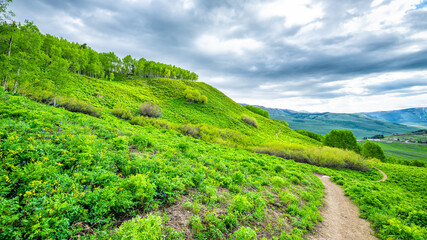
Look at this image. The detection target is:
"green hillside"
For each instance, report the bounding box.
[261,107,417,139]
[377,142,427,163]
[1,15,426,240]
[2,92,426,239]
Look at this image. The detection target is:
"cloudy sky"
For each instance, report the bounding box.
[10,0,427,113]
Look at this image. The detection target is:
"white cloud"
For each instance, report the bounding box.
[195,35,264,56]
[257,0,324,27]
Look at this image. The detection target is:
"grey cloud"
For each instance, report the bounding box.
[9,0,427,111]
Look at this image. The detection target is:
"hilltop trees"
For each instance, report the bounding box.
[0,18,198,97]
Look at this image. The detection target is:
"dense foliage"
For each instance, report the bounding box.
[139,102,162,118]
[184,88,208,104]
[324,129,361,153]
[241,115,258,128]
[0,21,198,97]
[244,105,270,118]
[361,140,386,160]
[0,92,325,239]
[295,129,324,142]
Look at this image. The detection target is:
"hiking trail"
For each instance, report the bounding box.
[309,173,378,240]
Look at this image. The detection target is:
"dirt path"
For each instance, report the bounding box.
[309,174,378,240]
[374,166,388,182]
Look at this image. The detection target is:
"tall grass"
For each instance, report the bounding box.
[254,142,371,171]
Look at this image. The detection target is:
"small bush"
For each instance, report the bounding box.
[184,88,208,104]
[361,140,386,161]
[244,105,269,118]
[234,226,257,240]
[181,124,201,138]
[112,105,133,120]
[271,176,286,188]
[190,215,203,233]
[241,115,258,128]
[232,171,245,184]
[114,214,163,240]
[139,102,162,118]
[230,194,253,214]
[122,174,155,204]
[57,96,101,117]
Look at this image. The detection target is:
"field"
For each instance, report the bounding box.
[1,92,426,239]
[377,142,427,163]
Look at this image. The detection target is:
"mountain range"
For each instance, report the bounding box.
[255,106,426,139]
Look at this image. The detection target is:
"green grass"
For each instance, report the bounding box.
[2,90,427,239]
[21,74,318,149]
[0,92,325,239]
[377,142,427,163]
[313,162,427,240]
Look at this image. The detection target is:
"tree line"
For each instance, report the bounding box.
[0,19,198,95]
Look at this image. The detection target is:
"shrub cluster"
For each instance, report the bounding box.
[111,105,133,120]
[139,102,162,118]
[295,129,324,142]
[254,142,371,171]
[244,105,269,118]
[324,129,361,153]
[241,115,258,128]
[57,96,101,117]
[184,88,208,104]
[361,140,386,160]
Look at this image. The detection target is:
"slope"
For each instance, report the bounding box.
[0,91,325,239]
[257,106,417,139]
[23,74,318,148]
[361,107,427,128]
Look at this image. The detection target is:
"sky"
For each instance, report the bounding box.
[9,0,427,113]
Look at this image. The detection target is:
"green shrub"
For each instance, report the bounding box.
[253,142,370,171]
[181,124,201,138]
[361,140,386,160]
[241,115,258,128]
[295,129,324,142]
[57,96,101,117]
[244,105,269,118]
[112,105,133,120]
[230,194,253,214]
[271,176,286,188]
[184,88,207,104]
[234,226,257,240]
[190,215,203,233]
[139,102,162,118]
[114,214,163,240]
[122,174,155,204]
[232,171,245,184]
[324,129,361,153]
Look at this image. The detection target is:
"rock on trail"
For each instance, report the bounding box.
[309,174,378,240]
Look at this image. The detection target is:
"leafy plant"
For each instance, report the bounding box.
[241,115,258,128]
[139,102,162,118]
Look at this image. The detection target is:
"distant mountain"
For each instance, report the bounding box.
[254,106,419,139]
[360,107,427,129]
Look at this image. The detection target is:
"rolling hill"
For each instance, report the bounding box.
[361,107,427,129]
[256,106,418,139]
[1,18,426,240]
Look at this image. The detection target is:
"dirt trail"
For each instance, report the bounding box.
[374,166,388,182]
[309,174,378,240]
